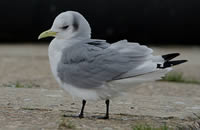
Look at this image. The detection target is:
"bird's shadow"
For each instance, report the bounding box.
[62,114,110,120]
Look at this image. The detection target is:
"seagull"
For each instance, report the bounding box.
[38,11,187,119]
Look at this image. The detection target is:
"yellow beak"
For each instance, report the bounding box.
[38,30,57,39]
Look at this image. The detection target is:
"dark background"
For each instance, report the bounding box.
[0,0,200,45]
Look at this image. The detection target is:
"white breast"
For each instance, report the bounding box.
[48,38,80,87]
[48,39,66,86]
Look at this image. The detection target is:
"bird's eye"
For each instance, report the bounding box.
[62,25,69,30]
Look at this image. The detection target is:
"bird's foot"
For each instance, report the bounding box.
[63,114,84,119]
[78,114,84,119]
[97,115,109,119]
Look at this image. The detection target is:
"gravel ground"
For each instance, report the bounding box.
[0,44,200,130]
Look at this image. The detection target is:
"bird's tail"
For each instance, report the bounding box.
[112,53,187,81]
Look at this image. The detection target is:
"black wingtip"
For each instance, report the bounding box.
[162,53,180,61]
[157,60,188,69]
[166,60,188,66]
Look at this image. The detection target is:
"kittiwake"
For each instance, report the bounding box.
[38,11,187,119]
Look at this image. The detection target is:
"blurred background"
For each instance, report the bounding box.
[1,0,200,45]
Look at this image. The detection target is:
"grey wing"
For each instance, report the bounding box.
[57,40,153,88]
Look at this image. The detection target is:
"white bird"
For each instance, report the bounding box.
[38,11,187,119]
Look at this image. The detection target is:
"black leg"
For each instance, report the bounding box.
[79,99,86,118]
[98,99,110,119]
[104,99,110,119]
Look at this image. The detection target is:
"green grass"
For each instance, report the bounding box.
[161,72,200,85]
[1,81,40,88]
[133,124,170,130]
[3,82,32,88]
[58,118,76,130]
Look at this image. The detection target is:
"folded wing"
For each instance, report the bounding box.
[57,39,181,89]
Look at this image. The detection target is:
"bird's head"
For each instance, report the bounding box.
[38,11,91,40]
